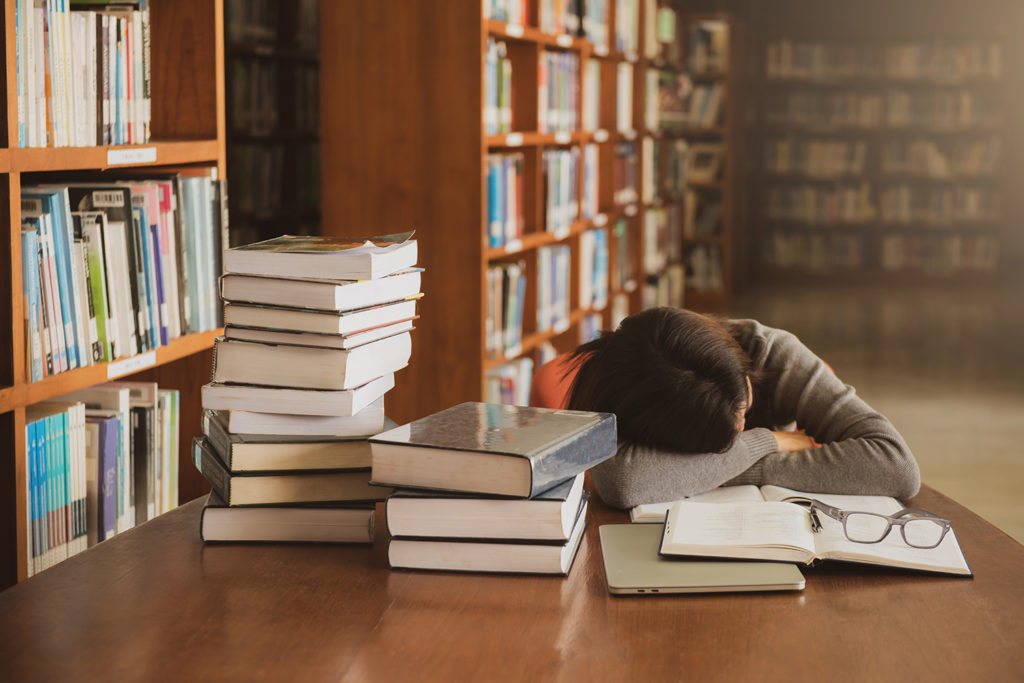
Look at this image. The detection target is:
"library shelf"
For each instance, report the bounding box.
[486,131,590,148]
[1,0,227,588]
[485,19,587,50]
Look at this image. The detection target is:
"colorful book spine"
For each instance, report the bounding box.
[22,230,44,382]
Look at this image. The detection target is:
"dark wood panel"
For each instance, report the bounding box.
[0,485,1021,680]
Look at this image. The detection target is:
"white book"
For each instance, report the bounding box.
[223,298,418,335]
[202,373,393,418]
[224,319,414,351]
[224,396,386,437]
[220,269,422,312]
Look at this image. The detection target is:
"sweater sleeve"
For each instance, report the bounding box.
[589,428,779,509]
[725,324,920,500]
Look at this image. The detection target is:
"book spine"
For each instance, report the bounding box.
[149,221,168,346]
[192,437,231,505]
[21,230,44,381]
[37,211,68,372]
[99,418,117,541]
[529,414,617,496]
[81,215,112,362]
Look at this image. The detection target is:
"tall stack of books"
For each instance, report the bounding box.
[193,232,421,544]
[369,402,616,575]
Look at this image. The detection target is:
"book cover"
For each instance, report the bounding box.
[370,402,616,498]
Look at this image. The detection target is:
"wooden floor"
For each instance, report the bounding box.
[726,281,1024,543]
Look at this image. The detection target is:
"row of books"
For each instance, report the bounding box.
[543,148,581,235]
[878,186,1000,225]
[26,381,180,577]
[688,20,729,73]
[20,177,224,382]
[371,403,615,575]
[616,63,634,133]
[229,142,320,220]
[766,183,877,225]
[484,0,611,51]
[611,219,635,291]
[582,60,601,131]
[764,91,884,128]
[765,39,1002,82]
[880,234,998,272]
[642,263,685,309]
[614,0,639,54]
[643,206,682,275]
[688,83,725,128]
[15,0,151,148]
[582,144,599,219]
[486,261,527,358]
[195,234,421,544]
[485,357,534,407]
[539,51,580,134]
[579,311,602,344]
[230,58,317,138]
[764,231,867,270]
[685,244,724,292]
[484,39,513,136]
[579,227,610,311]
[486,152,525,249]
[880,137,1000,178]
[225,0,318,51]
[650,70,688,131]
[886,91,1001,129]
[684,190,722,238]
[763,139,868,177]
[764,90,1001,129]
[537,244,571,334]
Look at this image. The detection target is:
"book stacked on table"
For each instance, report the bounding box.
[369,402,617,575]
[192,232,421,544]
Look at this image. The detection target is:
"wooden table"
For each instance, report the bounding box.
[0,485,1022,682]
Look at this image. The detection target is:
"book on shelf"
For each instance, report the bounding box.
[536,245,570,334]
[486,152,525,249]
[84,413,118,546]
[485,357,534,406]
[369,402,616,498]
[211,332,412,391]
[202,411,376,473]
[688,19,729,73]
[222,232,417,281]
[224,318,416,351]
[192,437,391,506]
[222,298,419,336]
[200,493,375,544]
[387,495,588,575]
[220,268,423,311]
[201,374,394,417]
[654,484,972,577]
[215,397,386,438]
[386,473,585,542]
[485,261,526,358]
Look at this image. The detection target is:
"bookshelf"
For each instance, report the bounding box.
[0,0,227,587]
[753,33,1006,282]
[224,0,320,246]
[321,1,692,424]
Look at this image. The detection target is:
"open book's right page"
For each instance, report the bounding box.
[760,486,973,576]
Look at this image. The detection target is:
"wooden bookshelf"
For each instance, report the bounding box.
[320,1,692,424]
[0,0,227,588]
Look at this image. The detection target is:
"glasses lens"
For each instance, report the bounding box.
[844,513,891,542]
[903,518,946,548]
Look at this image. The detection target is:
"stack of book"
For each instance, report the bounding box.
[369,402,616,575]
[193,232,422,544]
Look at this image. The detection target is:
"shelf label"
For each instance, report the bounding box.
[505,23,524,38]
[504,238,522,253]
[556,35,573,48]
[593,129,609,142]
[554,320,571,335]
[505,132,523,147]
[107,350,157,378]
[624,279,638,293]
[554,132,571,144]
[622,129,638,140]
[594,45,609,57]
[107,147,157,165]
[554,226,570,241]
[625,204,638,217]
[592,213,608,227]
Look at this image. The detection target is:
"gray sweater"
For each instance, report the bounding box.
[590,319,921,508]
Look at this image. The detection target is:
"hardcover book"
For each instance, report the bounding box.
[224,318,415,351]
[223,231,417,281]
[221,397,386,437]
[386,473,585,541]
[192,437,391,506]
[201,374,394,417]
[369,402,616,498]
[220,268,422,312]
[200,493,375,544]
[223,298,419,335]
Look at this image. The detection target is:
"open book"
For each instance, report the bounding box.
[654,485,972,576]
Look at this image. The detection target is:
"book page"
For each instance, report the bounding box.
[630,485,765,523]
[662,501,816,562]
[760,485,903,515]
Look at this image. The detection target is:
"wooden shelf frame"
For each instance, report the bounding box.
[0,0,228,588]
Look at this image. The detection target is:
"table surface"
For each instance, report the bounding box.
[0,485,1022,682]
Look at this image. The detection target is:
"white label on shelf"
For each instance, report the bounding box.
[622,129,638,141]
[556,35,573,48]
[594,45,609,57]
[505,23,524,38]
[593,129,610,142]
[107,350,157,379]
[554,227,571,241]
[505,343,522,359]
[505,132,523,147]
[625,204,638,217]
[595,301,607,312]
[592,213,608,227]
[504,239,522,253]
[625,51,639,63]
[554,132,571,144]
[624,280,638,293]
[554,320,571,335]
[107,147,157,165]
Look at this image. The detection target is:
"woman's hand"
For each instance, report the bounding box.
[771,429,820,452]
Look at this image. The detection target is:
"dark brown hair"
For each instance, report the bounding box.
[566,307,754,453]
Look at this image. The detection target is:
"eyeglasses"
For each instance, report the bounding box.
[803,498,952,549]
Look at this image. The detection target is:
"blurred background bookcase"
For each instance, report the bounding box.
[320,1,710,425]
[0,0,226,587]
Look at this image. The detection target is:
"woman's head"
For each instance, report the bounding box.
[566,307,752,453]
